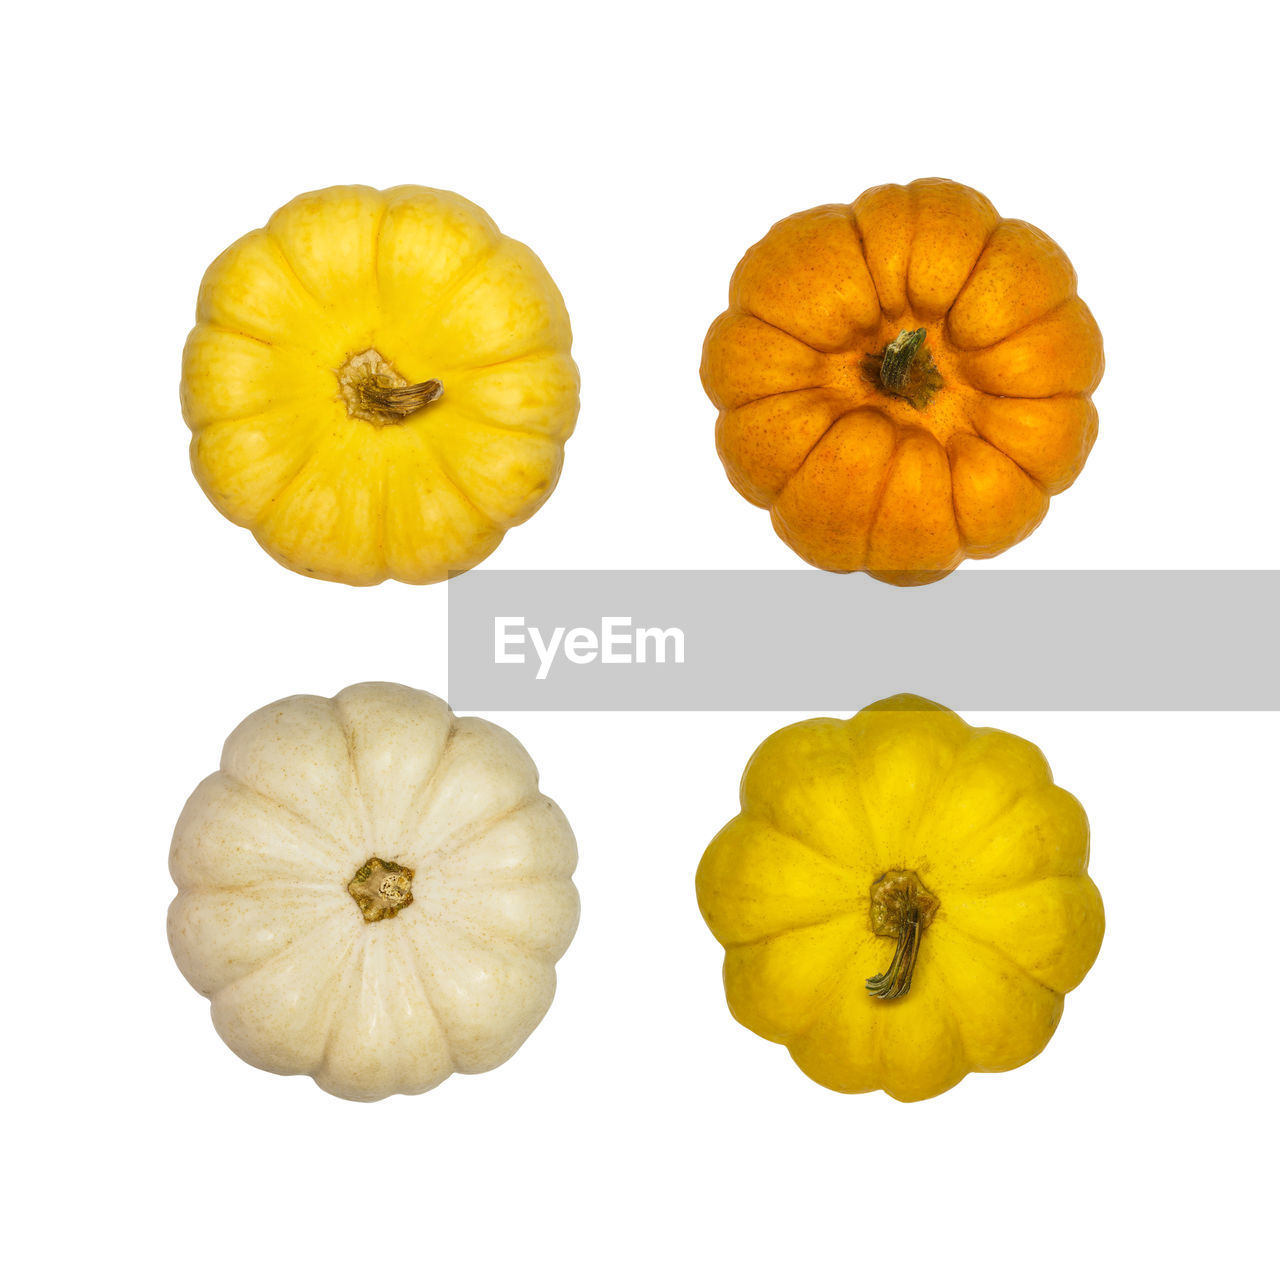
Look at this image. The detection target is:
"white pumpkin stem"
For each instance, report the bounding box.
[348,856,416,923]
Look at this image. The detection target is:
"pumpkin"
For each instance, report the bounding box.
[701,178,1103,585]
[180,185,578,585]
[167,682,579,1100]
[696,694,1103,1100]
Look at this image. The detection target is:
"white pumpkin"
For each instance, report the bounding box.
[167,682,579,1101]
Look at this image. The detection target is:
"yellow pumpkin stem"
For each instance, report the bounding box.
[360,377,444,417]
[338,348,443,426]
[347,856,416,923]
[861,328,943,410]
[866,870,940,1000]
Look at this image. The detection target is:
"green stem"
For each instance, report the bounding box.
[866,869,940,1000]
[881,329,928,395]
[861,328,943,410]
[866,910,925,999]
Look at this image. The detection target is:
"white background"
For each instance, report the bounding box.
[6,1,1277,1276]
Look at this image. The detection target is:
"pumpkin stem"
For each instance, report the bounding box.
[347,856,416,923]
[866,869,940,1000]
[362,378,444,416]
[861,328,943,410]
[338,348,443,426]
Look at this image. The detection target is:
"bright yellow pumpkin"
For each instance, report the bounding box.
[180,185,579,585]
[696,695,1104,1101]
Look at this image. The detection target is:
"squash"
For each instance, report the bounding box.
[701,178,1103,585]
[696,694,1103,1100]
[168,682,579,1100]
[181,186,578,585]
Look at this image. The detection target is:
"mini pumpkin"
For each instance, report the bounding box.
[168,682,579,1100]
[696,694,1103,1100]
[701,178,1103,585]
[181,186,578,585]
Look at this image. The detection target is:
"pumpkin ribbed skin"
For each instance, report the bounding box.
[181,186,578,585]
[696,695,1104,1101]
[701,179,1103,585]
[168,683,579,1101]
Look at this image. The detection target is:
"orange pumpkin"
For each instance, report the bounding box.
[701,178,1104,585]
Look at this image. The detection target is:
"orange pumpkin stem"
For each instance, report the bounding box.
[861,327,944,410]
[866,869,940,1000]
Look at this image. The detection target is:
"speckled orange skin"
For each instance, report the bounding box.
[701,179,1103,585]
